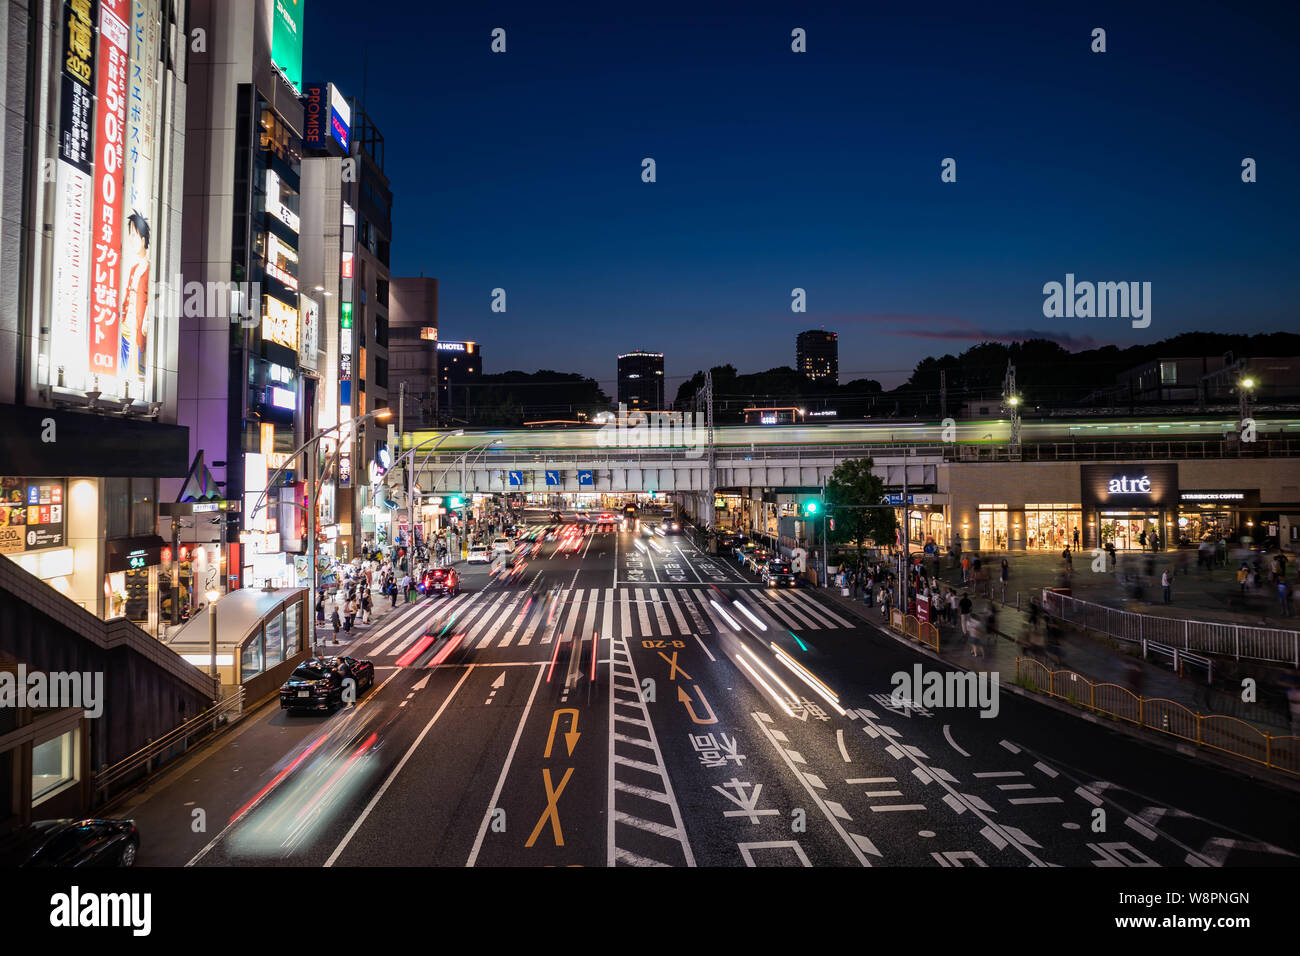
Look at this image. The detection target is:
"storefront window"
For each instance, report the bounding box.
[32,732,76,804]
[1025,504,1082,551]
[1099,512,1162,550]
[241,632,264,682]
[978,504,1008,551]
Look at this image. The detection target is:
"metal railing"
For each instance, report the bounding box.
[1041,590,1300,666]
[1015,657,1299,777]
[890,609,941,652]
[93,687,246,802]
[955,438,1300,462]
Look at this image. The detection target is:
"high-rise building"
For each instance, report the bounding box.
[388,277,440,428]
[617,351,664,410]
[174,0,318,586]
[2,0,193,627]
[797,329,839,384]
[438,342,484,420]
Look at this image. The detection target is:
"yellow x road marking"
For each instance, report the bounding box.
[525,767,575,848]
[657,650,692,682]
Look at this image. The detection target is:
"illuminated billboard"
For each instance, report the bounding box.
[263,295,300,351]
[45,0,164,403]
[270,0,305,94]
[304,82,351,154]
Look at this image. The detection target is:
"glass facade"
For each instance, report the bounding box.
[1025,504,1082,551]
[978,504,1008,551]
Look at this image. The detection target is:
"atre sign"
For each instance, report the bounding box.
[1108,475,1152,494]
[1081,463,1178,507]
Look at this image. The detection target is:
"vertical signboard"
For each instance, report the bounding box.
[299,293,319,371]
[89,0,130,381]
[51,0,100,392]
[120,0,162,400]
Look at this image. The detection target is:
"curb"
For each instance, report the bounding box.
[813,586,1300,795]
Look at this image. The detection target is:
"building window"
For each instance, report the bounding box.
[32,731,77,805]
[131,478,156,536]
[106,478,130,538]
[1160,361,1177,385]
[241,632,264,681]
[265,612,284,669]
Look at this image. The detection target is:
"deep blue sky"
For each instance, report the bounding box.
[303,1,1299,393]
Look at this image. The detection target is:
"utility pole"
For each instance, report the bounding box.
[900,448,909,616]
[1002,362,1021,460]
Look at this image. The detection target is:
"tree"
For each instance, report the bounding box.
[825,458,896,557]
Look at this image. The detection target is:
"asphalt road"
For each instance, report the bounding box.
[119,516,1300,867]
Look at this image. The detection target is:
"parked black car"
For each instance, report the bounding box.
[280,656,375,713]
[0,819,139,867]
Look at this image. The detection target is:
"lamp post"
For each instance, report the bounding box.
[1238,376,1256,437]
[248,408,391,652]
[384,430,465,550]
[420,439,502,556]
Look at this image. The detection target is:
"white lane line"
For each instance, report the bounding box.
[1000,740,1021,754]
[836,729,851,762]
[943,724,972,758]
[324,666,476,867]
[974,771,1024,778]
[615,811,682,840]
[465,665,547,867]
[997,783,1036,791]
[869,804,927,813]
[615,780,670,803]
[581,589,601,653]
[846,777,897,784]
[560,588,586,643]
[750,712,872,867]
[614,847,669,867]
[673,545,705,583]
[1034,761,1059,778]
[693,634,716,662]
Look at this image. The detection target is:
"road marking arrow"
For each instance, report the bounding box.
[545,708,582,758]
[411,674,431,691]
[677,684,718,724]
[492,672,506,690]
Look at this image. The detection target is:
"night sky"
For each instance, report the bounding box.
[303,1,1299,393]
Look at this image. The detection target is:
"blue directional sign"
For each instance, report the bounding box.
[577,470,593,486]
[508,470,524,486]
[545,470,561,486]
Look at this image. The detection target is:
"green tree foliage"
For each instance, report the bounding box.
[825,458,896,556]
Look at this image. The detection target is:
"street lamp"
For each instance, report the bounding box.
[1238,376,1256,437]
[383,429,465,553]
[247,407,391,652]
[420,439,503,556]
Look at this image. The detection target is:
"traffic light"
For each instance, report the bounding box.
[801,498,821,517]
[828,517,835,532]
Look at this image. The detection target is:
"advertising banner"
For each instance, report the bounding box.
[119,0,162,400]
[299,293,319,370]
[0,477,67,555]
[89,0,130,381]
[271,0,305,93]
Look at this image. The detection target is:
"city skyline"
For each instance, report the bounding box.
[305,0,1299,389]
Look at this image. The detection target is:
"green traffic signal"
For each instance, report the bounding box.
[804,499,820,515]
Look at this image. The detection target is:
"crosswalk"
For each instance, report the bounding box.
[346,585,858,661]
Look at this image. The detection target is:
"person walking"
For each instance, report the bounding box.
[958,591,973,640]
[361,589,373,624]
[1279,578,1292,617]
[999,558,1010,603]
[1161,568,1172,605]
[961,554,971,584]
[316,590,326,625]
[1072,526,1080,550]
[1237,563,1249,595]
[343,596,356,634]
[330,606,342,643]
[401,571,413,603]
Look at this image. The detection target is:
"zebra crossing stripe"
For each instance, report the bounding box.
[787,590,854,628]
[602,588,615,646]
[781,590,842,628]
[619,588,633,636]
[767,591,821,629]
[753,590,804,630]
[581,590,600,646]
[519,597,548,645]
[648,589,672,635]
[634,588,652,634]
[493,590,530,647]
[368,602,436,656]
[468,592,512,647]
[664,590,691,632]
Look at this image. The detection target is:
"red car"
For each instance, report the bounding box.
[421,566,461,597]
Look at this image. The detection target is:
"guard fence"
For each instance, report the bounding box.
[889,609,941,652]
[1041,590,1300,666]
[1014,657,1299,777]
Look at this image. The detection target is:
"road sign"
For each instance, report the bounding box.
[577,470,593,486]
[509,470,524,486]
[545,470,561,486]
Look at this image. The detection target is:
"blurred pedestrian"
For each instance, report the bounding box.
[1161,568,1172,605]
[330,607,341,643]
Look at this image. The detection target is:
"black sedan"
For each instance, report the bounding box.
[280,656,375,713]
[0,818,139,867]
[762,557,798,588]
[421,566,460,597]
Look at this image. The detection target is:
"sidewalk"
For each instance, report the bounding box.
[819,580,1296,736]
[922,549,1299,629]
